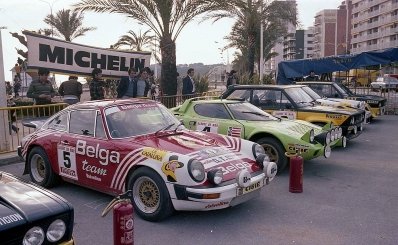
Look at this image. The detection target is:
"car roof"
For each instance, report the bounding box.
[228,84,306,89]
[297,81,334,85]
[66,98,155,110]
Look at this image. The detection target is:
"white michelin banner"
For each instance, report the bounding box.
[24,31,151,77]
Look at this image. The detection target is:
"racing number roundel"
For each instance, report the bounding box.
[57,144,78,180]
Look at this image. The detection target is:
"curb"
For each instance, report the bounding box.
[0,154,23,166]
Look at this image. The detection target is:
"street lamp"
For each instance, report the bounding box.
[37,0,61,37]
[0,26,10,151]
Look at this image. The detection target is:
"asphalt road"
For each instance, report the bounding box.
[1,116,397,245]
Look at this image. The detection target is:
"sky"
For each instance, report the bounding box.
[0,0,344,81]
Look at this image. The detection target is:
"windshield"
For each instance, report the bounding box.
[302,86,321,99]
[227,102,275,121]
[225,89,251,101]
[284,87,314,107]
[105,103,182,138]
[334,82,352,96]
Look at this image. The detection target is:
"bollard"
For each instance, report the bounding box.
[285,152,303,193]
[102,190,134,245]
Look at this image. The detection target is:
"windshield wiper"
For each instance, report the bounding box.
[241,111,268,117]
[155,123,175,135]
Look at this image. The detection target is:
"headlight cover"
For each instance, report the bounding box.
[23,226,45,245]
[188,159,205,182]
[47,219,66,242]
[309,129,315,143]
[252,143,265,158]
[207,169,223,185]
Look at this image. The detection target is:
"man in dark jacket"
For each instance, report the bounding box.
[89,68,105,100]
[182,68,195,95]
[58,75,83,104]
[117,68,138,98]
[27,67,55,105]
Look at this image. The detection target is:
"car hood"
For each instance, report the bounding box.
[242,119,322,137]
[317,98,363,109]
[302,104,357,115]
[348,94,386,102]
[0,172,71,231]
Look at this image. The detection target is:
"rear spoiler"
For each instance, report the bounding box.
[22,117,49,129]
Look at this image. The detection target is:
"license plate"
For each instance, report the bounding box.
[237,180,264,196]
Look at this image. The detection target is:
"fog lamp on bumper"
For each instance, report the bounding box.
[324,145,331,158]
[207,169,223,185]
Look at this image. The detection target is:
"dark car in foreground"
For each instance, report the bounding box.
[0,171,74,245]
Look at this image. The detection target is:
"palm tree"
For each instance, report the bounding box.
[113,29,155,51]
[204,0,297,78]
[44,9,96,41]
[74,0,218,96]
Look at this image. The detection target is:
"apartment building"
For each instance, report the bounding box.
[295,27,315,59]
[351,0,398,54]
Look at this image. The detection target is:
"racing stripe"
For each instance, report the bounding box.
[111,154,145,189]
[110,148,143,187]
[114,156,147,191]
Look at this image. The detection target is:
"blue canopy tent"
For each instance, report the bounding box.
[276,48,398,84]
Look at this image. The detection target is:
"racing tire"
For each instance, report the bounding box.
[127,167,174,221]
[28,147,59,188]
[256,137,287,173]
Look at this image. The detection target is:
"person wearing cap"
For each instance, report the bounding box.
[59,75,83,105]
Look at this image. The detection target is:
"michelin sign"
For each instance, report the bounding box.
[23,31,151,77]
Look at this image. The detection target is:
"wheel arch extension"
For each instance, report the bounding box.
[23,144,42,175]
[249,132,284,148]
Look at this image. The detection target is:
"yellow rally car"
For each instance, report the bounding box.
[221,85,366,140]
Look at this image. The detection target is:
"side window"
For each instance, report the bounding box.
[69,110,96,136]
[330,86,340,98]
[95,112,106,138]
[194,104,231,119]
[280,93,293,109]
[321,85,333,97]
[48,113,68,131]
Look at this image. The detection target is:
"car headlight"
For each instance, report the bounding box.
[309,129,315,143]
[188,159,205,182]
[252,143,265,158]
[350,117,355,125]
[325,131,331,145]
[337,127,343,138]
[324,145,331,158]
[23,226,45,245]
[330,129,335,142]
[47,219,66,242]
[207,169,223,185]
[255,153,270,169]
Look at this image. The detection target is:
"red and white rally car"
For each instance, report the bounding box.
[18,99,277,221]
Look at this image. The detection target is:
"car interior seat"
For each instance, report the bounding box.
[252,94,260,106]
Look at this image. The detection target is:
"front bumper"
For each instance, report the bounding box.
[171,172,269,211]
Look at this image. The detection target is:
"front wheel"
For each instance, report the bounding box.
[28,147,59,188]
[126,167,174,221]
[256,137,287,173]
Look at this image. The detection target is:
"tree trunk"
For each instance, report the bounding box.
[160,35,177,97]
[247,33,256,78]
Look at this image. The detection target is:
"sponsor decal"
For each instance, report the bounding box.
[76,140,120,165]
[82,159,107,179]
[205,201,229,209]
[162,155,184,182]
[169,135,211,148]
[119,104,156,110]
[0,214,24,226]
[288,144,310,153]
[326,114,343,119]
[197,121,219,133]
[219,161,251,175]
[141,147,167,161]
[227,127,242,137]
[196,148,230,159]
[272,111,296,120]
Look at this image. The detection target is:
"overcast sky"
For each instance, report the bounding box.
[0,0,343,80]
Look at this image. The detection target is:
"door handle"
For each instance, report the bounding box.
[60,140,69,145]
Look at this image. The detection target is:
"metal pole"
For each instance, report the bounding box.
[0,27,11,151]
[259,2,264,82]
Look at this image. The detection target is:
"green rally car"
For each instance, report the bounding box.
[171,98,345,172]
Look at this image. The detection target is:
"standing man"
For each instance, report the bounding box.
[117,68,137,98]
[226,70,238,88]
[58,75,83,104]
[182,68,195,95]
[27,67,55,105]
[89,68,105,100]
[305,70,320,81]
[135,68,151,97]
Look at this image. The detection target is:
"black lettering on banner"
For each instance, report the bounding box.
[119,57,129,72]
[75,51,90,67]
[133,58,146,71]
[39,44,65,64]
[63,151,71,168]
[202,126,211,132]
[107,55,119,71]
[91,53,107,69]
[66,48,74,65]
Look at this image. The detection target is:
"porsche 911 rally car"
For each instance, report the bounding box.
[18,99,277,221]
[172,98,344,172]
[0,171,74,244]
